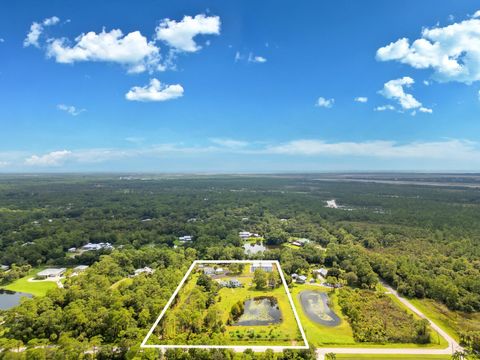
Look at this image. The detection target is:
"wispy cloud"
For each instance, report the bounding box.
[374,105,395,112]
[24,16,59,48]
[57,104,86,116]
[315,97,334,108]
[209,138,249,148]
[12,138,480,170]
[354,97,368,103]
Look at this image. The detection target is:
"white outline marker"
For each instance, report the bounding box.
[141,260,309,351]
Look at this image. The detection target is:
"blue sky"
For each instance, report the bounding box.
[1,0,480,172]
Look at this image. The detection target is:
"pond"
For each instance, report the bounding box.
[298,290,340,326]
[234,296,282,326]
[0,289,32,310]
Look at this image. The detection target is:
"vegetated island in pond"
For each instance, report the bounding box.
[148,261,304,346]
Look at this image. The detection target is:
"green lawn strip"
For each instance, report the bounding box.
[1,267,57,297]
[336,354,451,360]
[110,277,133,290]
[291,284,448,349]
[282,243,301,250]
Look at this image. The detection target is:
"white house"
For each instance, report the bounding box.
[37,268,66,279]
[296,275,307,284]
[250,262,274,273]
[0,265,9,271]
[239,231,252,239]
[68,247,77,252]
[215,268,224,275]
[203,267,215,275]
[73,265,89,273]
[134,267,154,276]
[178,235,193,242]
[82,242,113,251]
[313,268,328,278]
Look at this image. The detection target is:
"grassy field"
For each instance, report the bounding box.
[291,284,448,349]
[409,298,480,343]
[1,267,57,297]
[336,355,451,360]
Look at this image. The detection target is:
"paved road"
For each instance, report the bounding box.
[316,282,462,359]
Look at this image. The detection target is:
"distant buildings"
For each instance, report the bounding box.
[290,238,311,247]
[178,235,193,242]
[326,199,338,209]
[133,267,154,276]
[73,265,89,273]
[250,262,274,273]
[296,275,307,284]
[219,278,242,288]
[0,265,9,271]
[37,268,66,279]
[239,231,261,240]
[68,247,77,253]
[81,242,113,251]
[313,268,328,278]
[203,267,224,276]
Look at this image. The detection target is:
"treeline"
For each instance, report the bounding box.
[0,247,195,357]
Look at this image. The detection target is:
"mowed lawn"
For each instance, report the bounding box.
[1,267,57,297]
[291,284,449,349]
[336,355,451,360]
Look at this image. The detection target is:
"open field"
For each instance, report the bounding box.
[1,267,57,297]
[409,298,480,343]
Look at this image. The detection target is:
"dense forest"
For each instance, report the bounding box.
[0,174,479,358]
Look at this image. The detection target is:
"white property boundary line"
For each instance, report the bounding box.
[141,260,309,351]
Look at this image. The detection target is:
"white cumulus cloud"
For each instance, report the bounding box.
[46,29,161,73]
[155,14,220,52]
[354,97,368,103]
[315,97,334,108]
[379,77,432,113]
[57,104,86,116]
[25,150,72,166]
[125,78,184,102]
[376,14,480,84]
[24,16,60,48]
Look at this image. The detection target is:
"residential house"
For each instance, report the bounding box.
[37,268,66,279]
[296,275,307,284]
[250,262,274,273]
[134,267,155,276]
